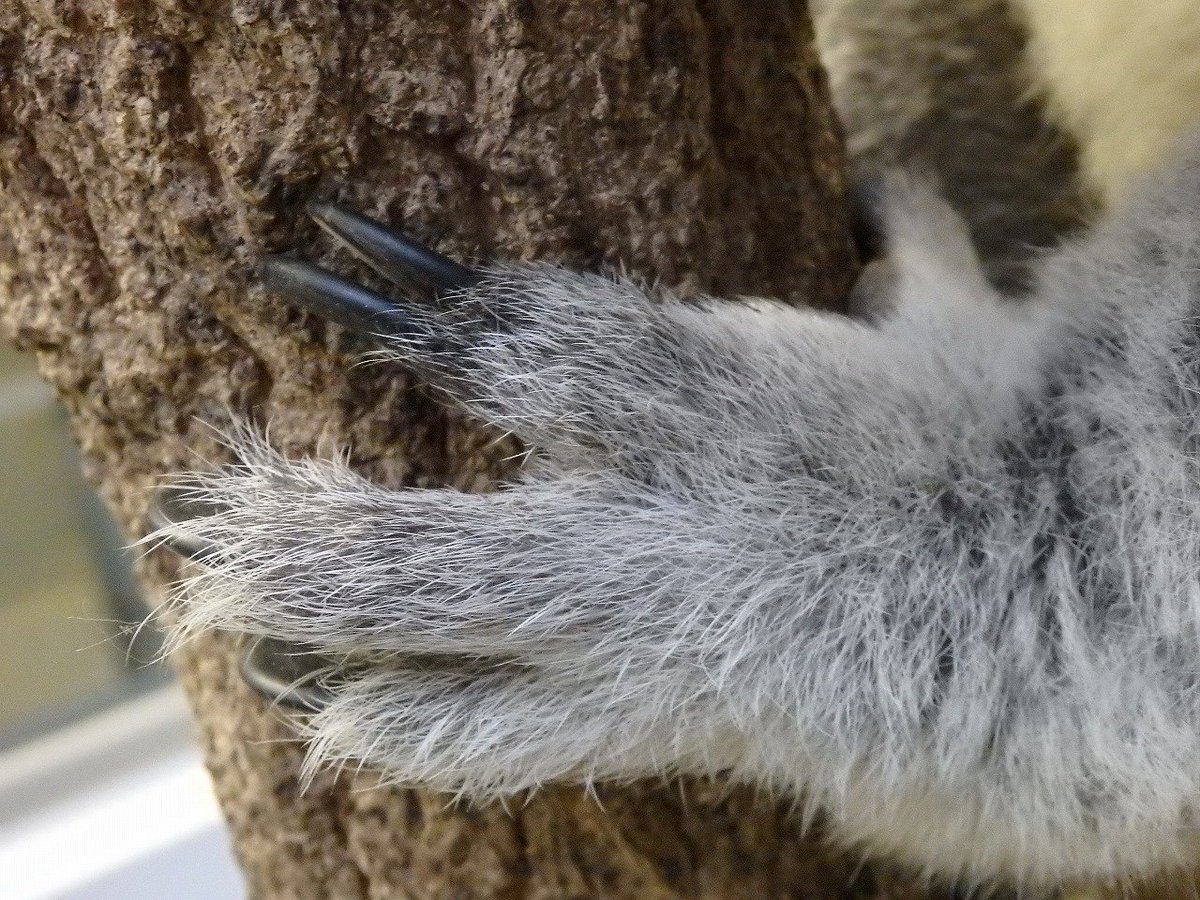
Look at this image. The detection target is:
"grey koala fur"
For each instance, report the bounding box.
[152,131,1200,888]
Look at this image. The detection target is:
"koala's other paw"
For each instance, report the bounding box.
[846,170,1006,322]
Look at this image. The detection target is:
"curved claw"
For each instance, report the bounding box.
[258,255,434,341]
[147,484,223,562]
[849,171,887,262]
[149,490,334,711]
[240,636,334,711]
[307,201,478,296]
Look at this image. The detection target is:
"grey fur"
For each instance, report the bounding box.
[153,135,1200,888]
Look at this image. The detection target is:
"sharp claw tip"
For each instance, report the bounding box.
[145,484,225,562]
[150,483,194,528]
[256,253,283,273]
[256,253,303,286]
[240,638,332,711]
[305,199,338,223]
[145,496,174,535]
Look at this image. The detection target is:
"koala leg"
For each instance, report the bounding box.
[150,144,1200,885]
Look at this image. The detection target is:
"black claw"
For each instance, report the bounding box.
[307,201,478,296]
[849,171,888,263]
[258,255,432,341]
[147,484,223,562]
[240,637,334,711]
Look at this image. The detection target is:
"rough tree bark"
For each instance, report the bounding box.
[0,1,895,897]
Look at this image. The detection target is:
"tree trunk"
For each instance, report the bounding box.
[0,2,875,896]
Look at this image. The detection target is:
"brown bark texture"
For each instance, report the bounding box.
[0,1,881,897]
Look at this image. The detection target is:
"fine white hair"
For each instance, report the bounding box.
[154,132,1200,889]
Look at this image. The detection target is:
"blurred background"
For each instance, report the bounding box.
[0,342,163,748]
[0,343,242,899]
